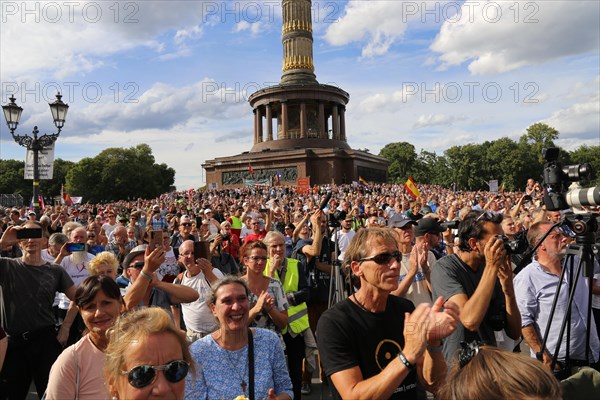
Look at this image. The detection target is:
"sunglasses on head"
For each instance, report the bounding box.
[121,360,189,389]
[357,251,401,265]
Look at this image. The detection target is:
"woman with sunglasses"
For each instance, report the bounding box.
[105,307,193,400]
[46,276,123,399]
[186,276,292,400]
[240,241,288,333]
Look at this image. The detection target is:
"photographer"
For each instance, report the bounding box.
[431,210,521,363]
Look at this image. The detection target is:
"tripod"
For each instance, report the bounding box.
[537,215,599,377]
[328,223,349,308]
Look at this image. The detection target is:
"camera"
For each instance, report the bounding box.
[542,147,598,211]
[496,235,529,255]
[220,233,230,242]
[440,220,460,230]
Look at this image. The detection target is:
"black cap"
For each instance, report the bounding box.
[414,218,445,237]
[388,214,417,229]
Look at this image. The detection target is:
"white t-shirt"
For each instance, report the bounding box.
[399,251,436,306]
[58,253,94,309]
[101,221,117,238]
[179,268,224,334]
[331,229,356,261]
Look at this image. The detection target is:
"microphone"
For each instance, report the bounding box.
[319,191,333,211]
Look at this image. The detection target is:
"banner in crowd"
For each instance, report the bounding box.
[404,177,421,198]
[24,143,55,179]
[489,179,499,193]
[297,177,310,194]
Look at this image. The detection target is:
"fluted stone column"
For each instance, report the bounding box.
[332,105,339,140]
[318,102,325,139]
[340,106,346,141]
[257,107,263,143]
[281,101,288,139]
[266,104,273,141]
[253,109,258,144]
[300,103,307,138]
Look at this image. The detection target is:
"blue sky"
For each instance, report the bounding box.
[1,0,599,190]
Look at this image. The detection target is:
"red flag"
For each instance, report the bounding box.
[62,188,73,206]
[248,163,255,175]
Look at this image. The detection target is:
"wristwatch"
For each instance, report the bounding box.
[398,351,416,372]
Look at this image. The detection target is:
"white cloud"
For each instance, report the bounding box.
[0,1,215,79]
[413,114,467,129]
[234,21,263,35]
[431,1,600,75]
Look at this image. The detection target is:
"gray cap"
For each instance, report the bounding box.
[122,244,147,269]
[388,214,417,229]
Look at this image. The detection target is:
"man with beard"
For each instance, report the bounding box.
[54,226,95,346]
[514,222,600,370]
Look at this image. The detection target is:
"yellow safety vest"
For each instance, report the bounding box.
[265,258,310,335]
[230,215,243,230]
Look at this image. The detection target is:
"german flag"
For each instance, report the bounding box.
[404,177,421,198]
[358,176,367,186]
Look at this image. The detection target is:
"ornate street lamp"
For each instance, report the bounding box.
[2,93,69,219]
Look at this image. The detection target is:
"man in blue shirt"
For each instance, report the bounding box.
[514,221,599,370]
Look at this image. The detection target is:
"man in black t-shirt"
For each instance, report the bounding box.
[431,210,521,363]
[317,228,459,399]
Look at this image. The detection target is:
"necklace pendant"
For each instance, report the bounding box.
[241,380,247,393]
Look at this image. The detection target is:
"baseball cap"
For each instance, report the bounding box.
[414,218,445,237]
[204,209,212,214]
[388,214,417,229]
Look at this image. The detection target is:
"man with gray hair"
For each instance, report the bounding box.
[106,225,136,264]
[54,226,95,346]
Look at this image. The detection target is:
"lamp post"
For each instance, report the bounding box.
[2,93,69,219]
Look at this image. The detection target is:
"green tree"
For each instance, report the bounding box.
[414,150,451,187]
[379,142,419,183]
[444,144,488,190]
[66,145,175,203]
[0,159,29,199]
[484,137,530,191]
[520,123,560,164]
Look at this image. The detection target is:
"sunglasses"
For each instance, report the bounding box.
[181,223,192,227]
[246,255,267,262]
[357,251,401,265]
[88,235,96,238]
[129,261,145,269]
[121,360,189,389]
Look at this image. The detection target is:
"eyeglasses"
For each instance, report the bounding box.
[121,360,189,389]
[357,251,401,265]
[246,255,267,262]
[87,235,96,238]
[181,223,192,227]
[129,261,145,269]
[251,222,260,225]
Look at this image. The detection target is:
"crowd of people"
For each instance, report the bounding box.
[0,180,599,399]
